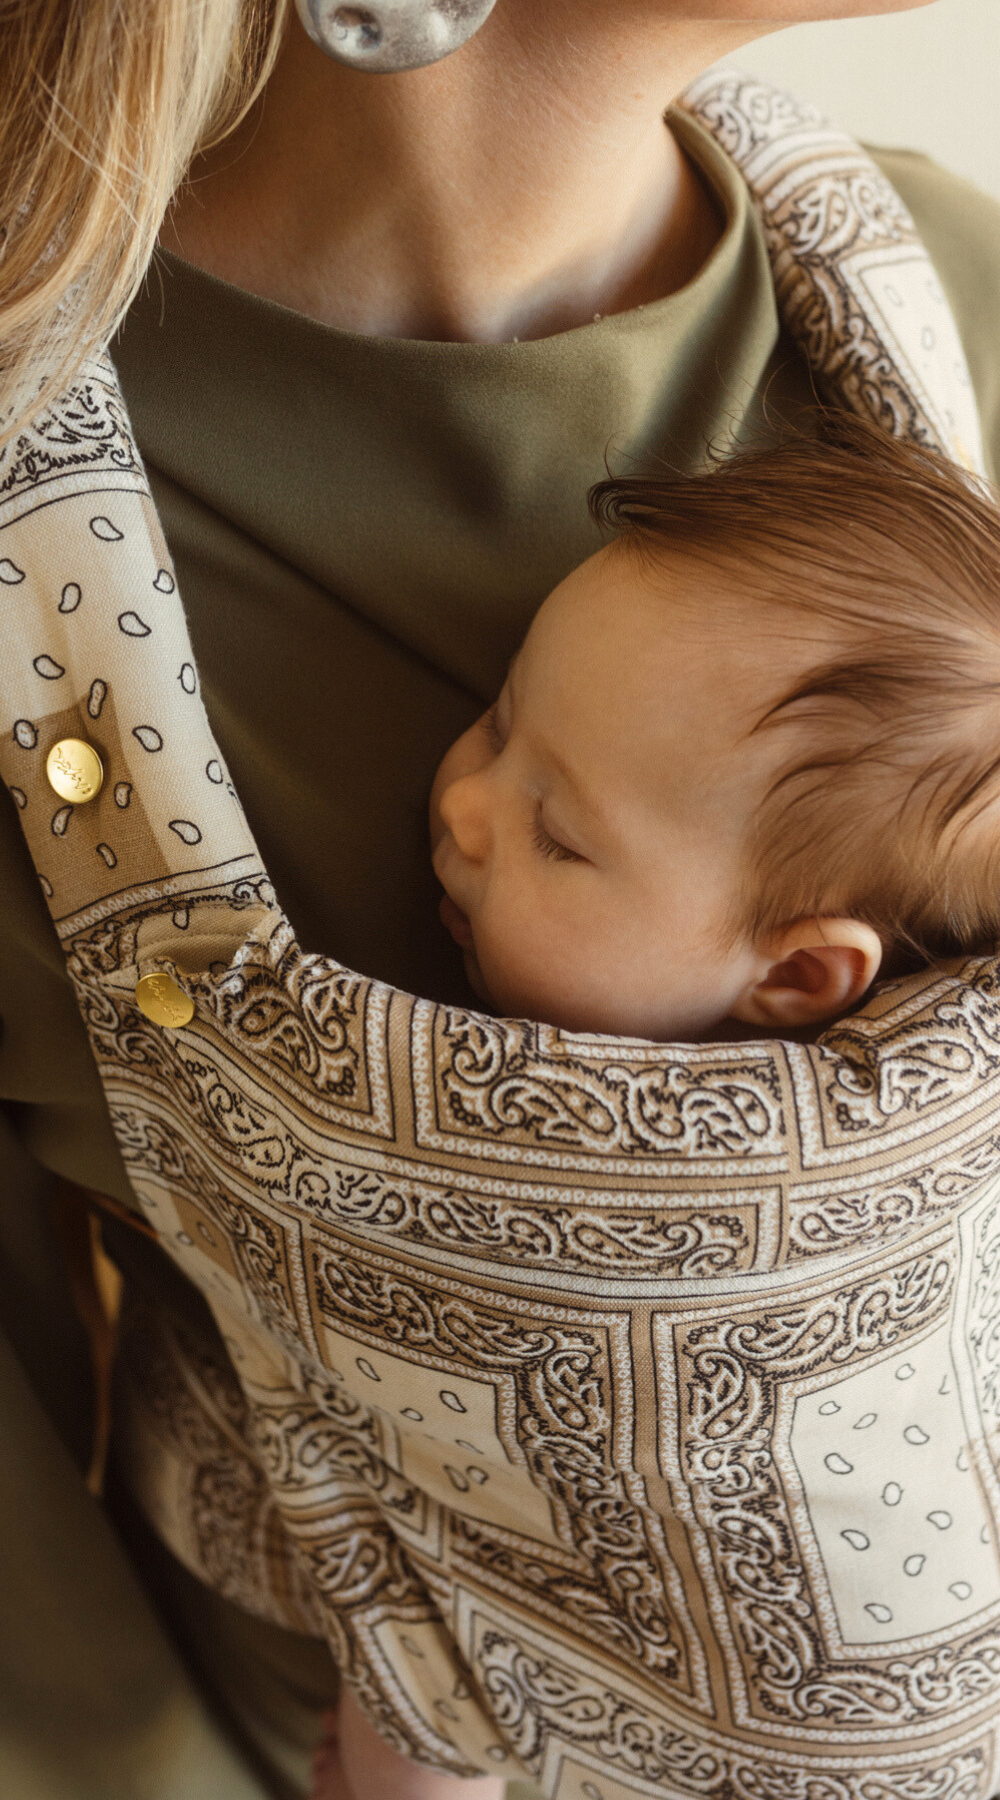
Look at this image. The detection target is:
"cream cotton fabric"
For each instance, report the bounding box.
[1,76,999,1800]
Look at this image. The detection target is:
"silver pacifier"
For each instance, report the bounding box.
[294,0,498,73]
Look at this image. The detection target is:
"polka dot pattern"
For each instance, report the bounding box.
[118,611,151,638]
[0,478,257,920]
[789,1327,1000,1644]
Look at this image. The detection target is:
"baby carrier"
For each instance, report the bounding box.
[1,73,997,1800]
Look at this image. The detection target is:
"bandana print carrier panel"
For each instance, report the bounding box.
[2,77,1000,1800]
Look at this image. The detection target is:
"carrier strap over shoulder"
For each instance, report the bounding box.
[2,77,1000,1800]
[680,71,986,473]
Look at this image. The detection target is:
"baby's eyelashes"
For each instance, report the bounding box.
[481,705,505,755]
[532,817,583,863]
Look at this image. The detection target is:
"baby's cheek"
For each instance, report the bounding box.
[478,894,686,1036]
[475,893,611,1027]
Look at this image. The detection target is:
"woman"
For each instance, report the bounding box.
[2,3,1000,1798]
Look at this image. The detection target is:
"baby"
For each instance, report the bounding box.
[433,411,1000,1045]
[311,413,1000,1799]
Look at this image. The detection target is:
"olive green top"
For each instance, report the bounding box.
[2,113,1000,1798]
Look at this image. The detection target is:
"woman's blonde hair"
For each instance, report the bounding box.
[0,0,288,445]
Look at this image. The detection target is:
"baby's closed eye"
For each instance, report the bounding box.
[532,816,583,862]
[481,702,509,755]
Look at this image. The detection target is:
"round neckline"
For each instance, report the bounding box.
[153,107,746,356]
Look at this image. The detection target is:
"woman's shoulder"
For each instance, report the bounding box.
[868,145,1000,481]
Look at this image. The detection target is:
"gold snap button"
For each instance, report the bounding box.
[46,738,104,804]
[135,972,194,1029]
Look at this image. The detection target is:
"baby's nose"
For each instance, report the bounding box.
[439,773,492,863]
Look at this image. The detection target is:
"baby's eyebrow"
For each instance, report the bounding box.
[507,648,607,836]
[540,743,609,835]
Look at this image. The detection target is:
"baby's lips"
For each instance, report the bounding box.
[439,892,474,949]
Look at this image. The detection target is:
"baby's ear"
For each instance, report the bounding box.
[729,918,883,1029]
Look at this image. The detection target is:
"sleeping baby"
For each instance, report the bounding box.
[310,411,1000,1799]
[432,411,1000,1047]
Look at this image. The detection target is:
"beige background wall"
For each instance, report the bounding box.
[728,0,999,203]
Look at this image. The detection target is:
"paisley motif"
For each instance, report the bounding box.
[2,73,1000,1800]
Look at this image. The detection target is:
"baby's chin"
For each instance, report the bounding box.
[462,939,552,1023]
[471,957,600,1034]
[467,948,732,1042]
[461,944,494,1006]
[457,920,730,1040]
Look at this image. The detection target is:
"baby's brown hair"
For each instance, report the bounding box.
[590,413,1000,966]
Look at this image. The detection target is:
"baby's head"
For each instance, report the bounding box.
[431,415,1000,1041]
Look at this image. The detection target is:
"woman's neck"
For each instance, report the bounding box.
[162,3,766,342]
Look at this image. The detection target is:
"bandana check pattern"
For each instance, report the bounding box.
[1,77,998,1800]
